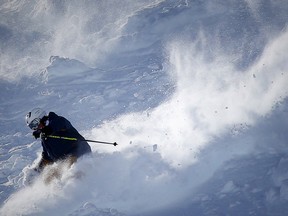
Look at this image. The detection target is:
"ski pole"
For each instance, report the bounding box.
[47,135,118,146]
[83,139,118,146]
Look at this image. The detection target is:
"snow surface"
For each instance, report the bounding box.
[1,0,288,215]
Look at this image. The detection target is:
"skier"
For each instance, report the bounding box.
[25,108,92,172]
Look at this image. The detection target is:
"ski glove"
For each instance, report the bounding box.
[41,126,53,136]
[33,130,41,139]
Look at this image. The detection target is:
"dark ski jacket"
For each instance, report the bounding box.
[40,112,91,162]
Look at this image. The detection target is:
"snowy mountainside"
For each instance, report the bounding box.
[1,0,288,215]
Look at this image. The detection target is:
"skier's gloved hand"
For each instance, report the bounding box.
[41,126,52,136]
[32,130,41,139]
[40,126,53,139]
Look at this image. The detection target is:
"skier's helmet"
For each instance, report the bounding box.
[26,108,46,130]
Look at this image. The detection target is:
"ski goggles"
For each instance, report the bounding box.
[28,118,41,130]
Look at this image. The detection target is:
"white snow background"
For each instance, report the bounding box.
[1,0,288,215]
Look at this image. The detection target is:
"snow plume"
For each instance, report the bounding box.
[1,152,187,215]
[90,29,288,168]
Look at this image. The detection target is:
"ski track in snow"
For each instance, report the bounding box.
[1,0,288,215]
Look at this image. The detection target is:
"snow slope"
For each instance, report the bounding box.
[1,0,288,215]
